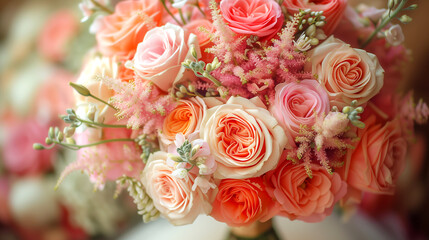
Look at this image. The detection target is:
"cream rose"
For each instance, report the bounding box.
[307,37,384,108]
[200,97,287,179]
[75,54,118,124]
[130,23,199,92]
[141,151,212,225]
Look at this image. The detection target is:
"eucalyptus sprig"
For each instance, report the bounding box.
[360,0,416,48]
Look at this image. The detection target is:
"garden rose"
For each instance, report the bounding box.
[96,0,163,57]
[307,37,384,108]
[220,0,283,40]
[200,97,287,179]
[270,79,330,144]
[264,161,347,222]
[141,151,212,225]
[131,23,199,92]
[75,55,118,124]
[160,97,206,148]
[211,178,274,226]
[283,0,347,35]
[346,116,407,194]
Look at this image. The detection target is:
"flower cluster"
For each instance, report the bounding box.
[35,0,427,227]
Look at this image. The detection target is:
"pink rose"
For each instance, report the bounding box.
[283,0,347,35]
[3,120,54,176]
[270,79,330,144]
[345,116,407,194]
[220,0,283,40]
[141,151,212,225]
[131,23,199,92]
[200,97,287,179]
[264,160,347,222]
[38,10,78,62]
[96,0,163,58]
[210,178,274,226]
[307,37,384,108]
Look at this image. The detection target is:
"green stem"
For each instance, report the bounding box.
[160,0,182,25]
[55,138,135,150]
[195,3,206,17]
[203,72,222,86]
[360,0,408,48]
[77,117,128,128]
[178,9,187,25]
[90,0,113,14]
[89,94,118,111]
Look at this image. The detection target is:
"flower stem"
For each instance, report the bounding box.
[195,3,206,17]
[178,9,187,25]
[54,138,135,150]
[89,94,118,111]
[360,0,408,48]
[160,0,182,25]
[90,0,113,14]
[77,116,128,128]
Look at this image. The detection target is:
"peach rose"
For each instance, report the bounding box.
[210,178,274,226]
[346,116,407,194]
[75,54,118,124]
[130,23,199,92]
[200,97,287,179]
[220,0,283,40]
[159,97,206,149]
[184,19,215,62]
[96,0,163,57]
[307,37,384,108]
[283,0,347,35]
[141,151,212,225]
[264,161,347,222]
[270,79,330,145]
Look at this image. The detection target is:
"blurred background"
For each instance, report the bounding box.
[0,0,428,239]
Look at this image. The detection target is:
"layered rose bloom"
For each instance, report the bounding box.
[345,116,407,194]
[159,97,206,149]
[210,178,274,226]
[131,23,198,92]
[220,0,283,40]
[307,37,384,108]
[264,160,347,222]
[96,0,163,57]
[270,79,330,145]
[283,0,347,35]
[75,54,118,124]
[141,151,212,225]
[200,97,287,179]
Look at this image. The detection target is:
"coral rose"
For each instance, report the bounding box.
[96,0,163,57]
[346,116,407,194]
[160,97,206,149]
[141,151,212,225]
[307,37,384,108]
[211,178,274,226]
[270,79,330,145]
[200,97,287,179]
[131,23,199,92]
[220,0,283,40]
[283,0,347,35]
[264,161,347,222]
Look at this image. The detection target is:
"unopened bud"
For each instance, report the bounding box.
[399,15,412,23]
[57,132,64,142]
[69,82,90,96]
[33,143,45,150]
[63,127,75,138]
[190,45,198,59]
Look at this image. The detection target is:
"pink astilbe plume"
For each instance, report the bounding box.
[104,77,176,134]
[207,7,310,104]
[399,91,429,138]
[287,112,355,177]
[57,128,143,190]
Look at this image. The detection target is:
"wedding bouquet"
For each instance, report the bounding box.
[34,0,428,228]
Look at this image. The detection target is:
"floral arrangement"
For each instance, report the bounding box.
[34,0,428,228]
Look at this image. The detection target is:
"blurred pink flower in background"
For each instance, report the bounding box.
[38,10,79,62]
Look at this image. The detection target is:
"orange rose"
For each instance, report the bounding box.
[264,161,347,222]
[210,178,274,226]
[159,97,206,148]
[345,116,407,194]
[96,0,163,58]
